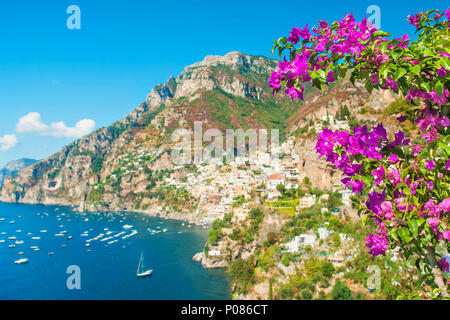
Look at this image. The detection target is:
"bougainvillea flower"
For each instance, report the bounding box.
[424,160,436,171]
[365,232,388,256]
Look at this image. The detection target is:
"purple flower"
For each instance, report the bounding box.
[388,130,408,148]
[387,154,400,164]
[366,190,385,215]
[372,164,385,186]
[424,180,433,191]
[445,159,450,171]
[407,13,421,29]
[365,232,388,256]
[437,65,449,77]
[284,85,304,100]
[327,70,336,82]
[387,169,402,187]
[350,180,364,194]
[397,115,406,123]
[424,160,435,171]
[268,71,281,91]
[287,27,301,44]
[438,257,449,272]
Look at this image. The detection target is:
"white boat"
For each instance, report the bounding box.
[0,218,5,221]
[40,230,47,233]
[18,251,24,255]
[15,240,24,244]
[31,237,40,240]
[14,258,28,264]
[48,252,54,255]
[123,224,133,230]
[136,252,152,277]
[8,236,16,240]
[8,244,15,248]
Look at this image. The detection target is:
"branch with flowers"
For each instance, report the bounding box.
[269,9,449,298]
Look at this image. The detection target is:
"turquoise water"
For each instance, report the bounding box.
[0,202,231,300]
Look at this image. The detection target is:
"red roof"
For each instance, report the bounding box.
[268,173,285,180]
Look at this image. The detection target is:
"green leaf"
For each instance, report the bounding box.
[420,81,431,93]
[389,228,399,242]
[408,220,419,239]
[395,68,407,80]
[379,42,388,55]
[371,30,391,38]
[391,50,403,60]
[410,65,420,74]
[379,65,389,80]
[362,213,369,227]
[398,228,411,243]
[435,81,443,97]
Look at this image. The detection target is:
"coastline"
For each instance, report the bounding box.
[0,197,210,226]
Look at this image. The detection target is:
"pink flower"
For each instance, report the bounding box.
[380,201,394,220]
[443,231,450,242]
[424,160,435,171]
[394,197,407,212]
[439,198,450,213]
[427,216,440,228]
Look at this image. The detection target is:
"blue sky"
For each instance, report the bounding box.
[0,0,448,167]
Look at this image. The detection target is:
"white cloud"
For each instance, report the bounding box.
[16,112,96,138]
[0,134,18,151]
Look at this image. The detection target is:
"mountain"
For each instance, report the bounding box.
[0,52,302,212]
[0,158,38,187]
[0,51,400,217]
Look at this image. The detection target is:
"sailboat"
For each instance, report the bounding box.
[137,252,152,277]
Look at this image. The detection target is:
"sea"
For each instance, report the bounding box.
[0,202,231,300]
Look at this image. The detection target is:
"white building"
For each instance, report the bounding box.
[267,173,286,190]
[341,189,352,207]
[318,227,330,240]
[297,195,316,209]
[283,234,316,253]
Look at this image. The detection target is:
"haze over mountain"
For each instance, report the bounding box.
[0,158,38,187]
